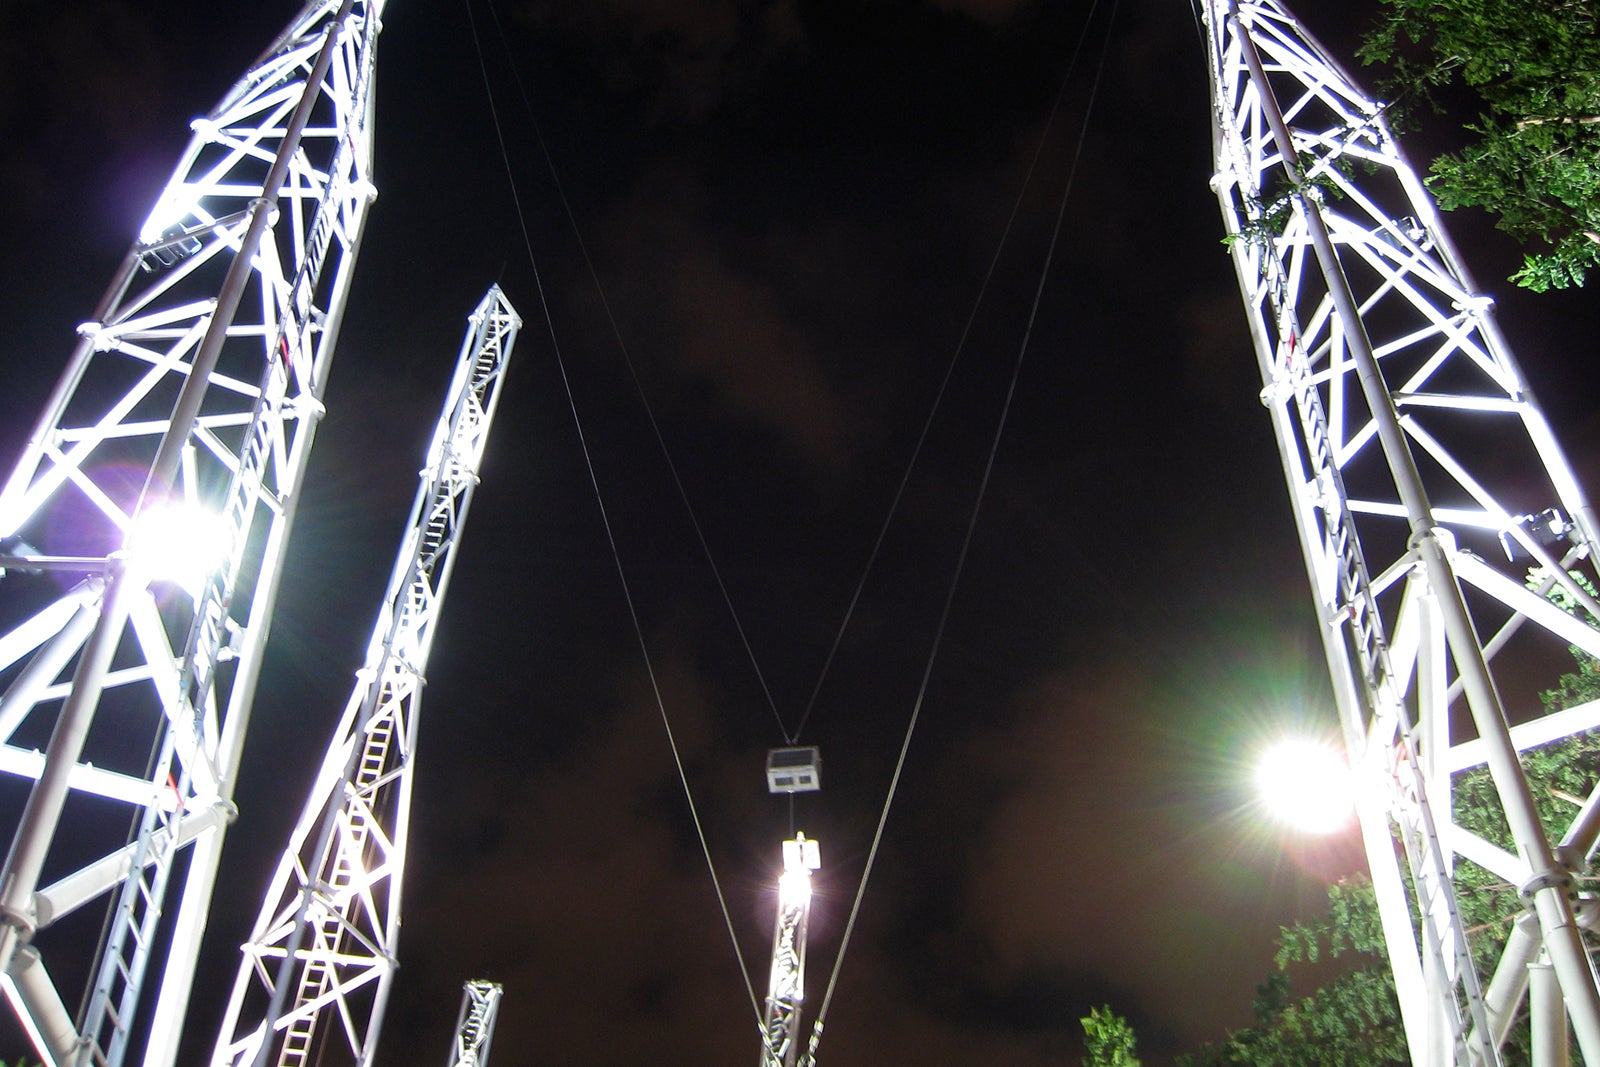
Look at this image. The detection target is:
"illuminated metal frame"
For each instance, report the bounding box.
[760,834,819,1067]
[446,980,504,1067]
[0,4,382,1067]
[1203,2,1600,1064]
[213,288,520,1067]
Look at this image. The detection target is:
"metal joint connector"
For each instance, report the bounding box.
[1520,868,1576,903]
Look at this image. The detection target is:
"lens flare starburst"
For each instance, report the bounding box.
[1254,738,1354,835]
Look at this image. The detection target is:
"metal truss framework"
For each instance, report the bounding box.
[0,4,382,1067]
[1203,2,1600,1064]
[446,980,504,1067]
[760,835,819,1067]
[213,287,520,1067]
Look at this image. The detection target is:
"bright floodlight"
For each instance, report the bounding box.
[778,868,813,909]
[125,503,229,591]
[1255,739,1354,834]
[778,833,820,908]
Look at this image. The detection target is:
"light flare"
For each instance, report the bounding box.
[125,502,230,593]
[1255,738,1355,834]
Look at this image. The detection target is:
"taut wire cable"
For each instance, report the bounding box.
[483,0,794,746]
[465,0,763,1025]
[791,8,1099,745]
[801,0,1123,1056]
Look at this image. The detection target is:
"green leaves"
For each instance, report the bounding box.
[1081,1006,1142,1067]
[1176,877,1406,1067]
[1361,0,1600,288]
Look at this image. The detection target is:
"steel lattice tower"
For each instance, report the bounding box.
[760,834,819,1067]
[446,980,504,1067]
[1203,2,1600,1064]
[212,288,520,1067]
[0,4,382,1067]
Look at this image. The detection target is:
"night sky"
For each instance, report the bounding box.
[2,1,1599,1064]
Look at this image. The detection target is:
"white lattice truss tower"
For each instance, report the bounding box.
[0,4,382,1067]
[213,288,520,1067]
[1204,2,1600,1065]
[447,980,504,1067]
[761,835,818,1067]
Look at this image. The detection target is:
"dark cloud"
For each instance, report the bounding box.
[512,0,804,123]
[928,0,1034,24]
[398,656,756,1063]
[591,168,865,472]
[665,244,860,470]
[0,5,162,179]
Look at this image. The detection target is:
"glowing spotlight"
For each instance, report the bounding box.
[778,834,821,909]
[1255,738,1354,834]
[778,868,813,909]
[125,503,229,592]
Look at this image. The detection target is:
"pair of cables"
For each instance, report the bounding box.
[464,0,1121,1047]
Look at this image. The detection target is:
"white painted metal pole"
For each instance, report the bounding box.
[0,561,132,975]
[1531,957,1571,1067]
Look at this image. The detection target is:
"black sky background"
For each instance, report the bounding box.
[2,1,1599,1064]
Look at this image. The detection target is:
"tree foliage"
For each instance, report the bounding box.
[1081,1006,1142,1067]
[1359,0,1600,290]
[1175,879,1407,1067]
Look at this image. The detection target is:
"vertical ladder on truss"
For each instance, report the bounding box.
[212,287,521,1067]
[447,980,504,1067]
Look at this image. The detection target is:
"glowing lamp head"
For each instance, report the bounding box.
[778,868,813,909]
[778,833,821,908]
[1255,738,1354,834]
[125,503,229,592]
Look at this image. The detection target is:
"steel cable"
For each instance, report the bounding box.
[800,1,1124,1058]
[465,0,764,1025]
[480,0,795,746]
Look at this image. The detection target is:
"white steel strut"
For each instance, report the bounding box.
[212,287,521,1067]
[760,834,820,1067]
[446,980,504,1067]
[0,4,382,1067]
[1203,2,1600,1065]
